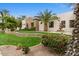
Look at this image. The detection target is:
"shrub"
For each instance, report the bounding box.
[10,28,15,31]
[30,27,36,31]
[16,43,22,50]
[22,46,30,54]
[41,33,71,54]
[20,27,36,31]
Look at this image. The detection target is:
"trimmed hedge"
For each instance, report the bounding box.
[41,33,71,54]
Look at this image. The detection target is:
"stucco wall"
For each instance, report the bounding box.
[39,11,75,33]
[39,21,44,31]
[22,17,37,29]
[48,20,59,32]
[57,11,75,33]
[22,11,75,34]
[22,20,26,29]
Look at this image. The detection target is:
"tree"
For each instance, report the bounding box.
[65,4,79,56]
[0,9,9,33]
[16,19,22,30]
[39,9,58,31]
[6,16,18,31]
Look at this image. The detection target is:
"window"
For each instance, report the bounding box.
[49,21,54,28]
[70,20,74,28]
[60,21,65,28]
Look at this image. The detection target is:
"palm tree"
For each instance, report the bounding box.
[39,9,58,31]
[0,9,9,33]
[65,4,79,56]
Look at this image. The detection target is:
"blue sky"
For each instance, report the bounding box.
[0,3,73,17]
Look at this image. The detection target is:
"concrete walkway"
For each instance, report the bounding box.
[0,45,58,56]
[0,45,23,56]
[26,44,58,56]
[0,51,2,56]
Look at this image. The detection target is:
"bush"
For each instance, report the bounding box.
[22,46,30,54]
[20,27,36,31]
[41,33,71,54]
[16,43,22,50]
[16,44,30,54]
[11,28,15,31]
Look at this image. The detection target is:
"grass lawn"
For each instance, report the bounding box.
[17,30,71,35]
[17,29,49,34]
[0,33,41,47]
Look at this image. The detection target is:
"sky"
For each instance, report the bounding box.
[0,3,73,17]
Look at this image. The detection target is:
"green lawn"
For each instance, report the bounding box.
[17,30,51,34]
[0,33,41,47]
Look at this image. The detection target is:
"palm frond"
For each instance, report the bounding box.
[38,9,58,22]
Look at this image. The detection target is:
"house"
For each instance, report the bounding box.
[22,11,75,34]
[22,16,36,29]
[38,11,75,34]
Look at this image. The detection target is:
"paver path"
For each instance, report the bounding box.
[26,44,58,56]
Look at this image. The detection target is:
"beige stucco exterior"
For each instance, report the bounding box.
[22,11,75,34]
[57,11,75,33]
[22,16,36,29]
[39,11,75,34]
[22,19,26,29]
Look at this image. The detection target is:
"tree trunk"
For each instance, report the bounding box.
[65,4,79,56]
[44,22,48,31]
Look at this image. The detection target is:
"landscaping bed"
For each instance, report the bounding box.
[41,33,71,55]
